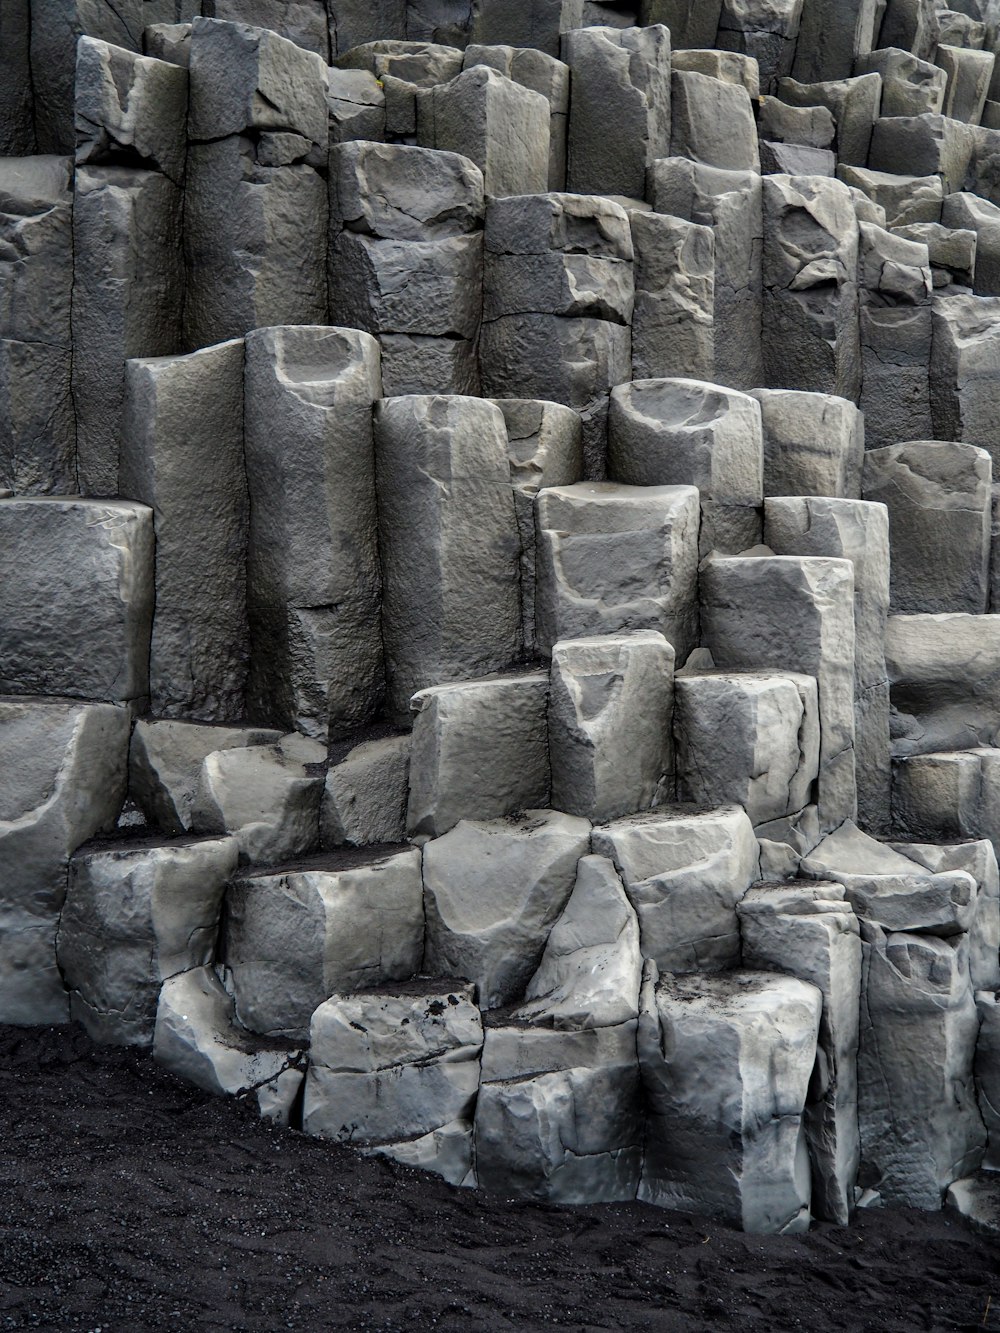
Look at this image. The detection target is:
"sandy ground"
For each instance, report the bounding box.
[1,1023,998,1333]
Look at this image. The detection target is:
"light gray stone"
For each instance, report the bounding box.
[330,139,484,243]
[58,836,237,1046]
[203,0,331,58]
[869,114,977,194]
[896,838,1000,992]
[893,218,976,292]
[716,0,803,89]
[628,211,715,383]
[975,992,1000,1170]
[639,964,822,1233]
[463,43,569,189]
[942,193,1000,295]
[423,809,592,1008]
[121,340,248,721]
[325,67,386,143]
[534,482,700,664]
[222,847,424,1040]
[777,73,882,166]
[936,42,994,122]
[838,165,942,229]
[322,733,411,849]
[671,69,760,173]
[750,389,864,500]
[592,805,760,973]
[886,613,1000,755]
[854,47,946,116]
[758,95,836,147]
[672,47,761,97]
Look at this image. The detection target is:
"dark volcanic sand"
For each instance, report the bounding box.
[1,1025,998,1333]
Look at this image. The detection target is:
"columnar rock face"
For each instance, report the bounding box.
[11,0,1000,1238]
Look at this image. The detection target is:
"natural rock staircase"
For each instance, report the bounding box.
[6,0,1000,1236]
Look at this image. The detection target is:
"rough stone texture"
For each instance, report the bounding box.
[671,70,760,173]
[750,389,864,500]
[533,482,700,664]
[639,964,823,1234]
[374,395,521,723]
[0,699,129,1025]
[322,734,410,849]
[121,340,248,721]
[0,498,153,703]
[592,805,760,974]
[886,614,1000,756]
[462,43,569,190]
[58,836,238,1046]
[243,326,384,740]
[423,809,592,1009]
[0,0,35,155]
[222,847,424,1040]
[930,294,1000,470]
[628,211,715,383]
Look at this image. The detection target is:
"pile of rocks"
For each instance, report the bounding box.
[5,0,1000,1235]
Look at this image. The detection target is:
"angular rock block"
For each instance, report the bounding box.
[894,219,975,294]
[514,854,642,1031]
[0,698,129,1025]
[475,1020,641,1203]
[739,882,862,1225]
[936,43,993,123]
[862,441,992,615]
[674,670,820,826]
[0,498,153,703]
[122,340,248,721]
[533,482,700,664]
[72,166,184,496]
[0,156,76,495]
[374,395,521,722]
[191,732,326,866]
[336,40,464,140]
[715,0,803,90]
[154,966,305,1125]
[423,809,591,1008]
[976,993,1000,1171]
[408,672,550,838]
[763,497,891,834]
[244,326,384,741]
[701,555,858,833]
[887,614,1000,756]
[0,0,34,155]
[890,748,1000,847]
[329,141,485,397]
[608,378,764,556]
[303,983,483,1151]
[563,24,672,200]
[325,67,387,144]
[758,96,836,151]
[462,43,569,190]
[672,47,760,98]
[761,174,861,403]
[639,965,822,1234]
[322,732,410,849]
[897,838,1000,993]
[777,73,882,167]
[548,631,674,823]
[869,113,976,195]
[642,0,722,50]
[941,193,1000,296]
[222,847,424,1041]
[857,929,984,1209]
[671,69,760,173]
[750,389,863,499]
[628,211,714,383]
[417,65,550,197]
[592,805,759,973]
[129,719,282,835]
[930,294,1000,469]
[650,158,763,391]
[205,0,331,58]
[58,836,237,1046]
[496,398,583,655]
[839,165,942,228]
[854,48,946,118]
[74,37,187,183]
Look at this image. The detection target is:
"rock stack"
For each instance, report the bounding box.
[6,0,1000,1236]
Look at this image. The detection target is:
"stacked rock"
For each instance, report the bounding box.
[8,0,1000,1238]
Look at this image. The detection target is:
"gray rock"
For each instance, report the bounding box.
[374,395,521,723]
[641,0,722,49]
[337,40,464,138]
[534,482,700,664]
[854,47,946,117]
[417,65,550,196]
[592,805,760,973]
[893,218,976,292]
[930,294,1000,467]
[701,554,858,833]
[674,671,820,825]
[777,73,882,166]
[495,398,583,655]
[423,809,591,1008]
[154,966,304,1124]
[463,43,569,189]
[877,0,940,60]
[869,114,976,195]
[608,378,763,557]
[886,613,1000,755]
[862,441,991,615]
[628,211,714,382]
[738,882,862,1225]
[759,140,837,175]
[191,732,326,866]
[750,389,864,500]
[936,42,994,122]
[408,672,550,839]
[74,37,187,182]
[671,69,760,173]
[143,23,193,66]
[716,0,803,90]
[941,193,1000,295]
[129,720,283,835]
[329,1,408,54]
[890,748,999,845]
[857,929,984,1208]
[243,326,384,740]
[0,698,129,1024]
[330,139,484,243]
[672,47,761,97]
[945,1172,1000,1237]
[0,156,75,495]
[121,340,248,721]
[58,836,237,1045]
[325,67,386,143]
[838,165,942,230]
[303,983,483,1143]
[563,25,672,200]
[548,631,674,822]
[975,992,1000,1170]
[758,95,836,147]
[639,964,822,1233]
[896,838,1000,992]
[72,166,184,496]
[761,174,861,403]
[222,847,424,1040]
[514,854,641,1030]
[322,734,411,848]
[0,498,152,703]
[755,805,822,880]
[203,0,331,58]
[0,0,34,154]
